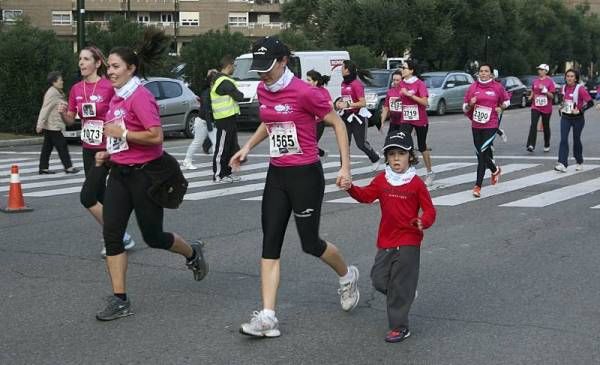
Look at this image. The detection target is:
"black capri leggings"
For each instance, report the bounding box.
[102,164,174,256]
[261,161,327,260]
[80,147,107,208]
[400,124,429,152]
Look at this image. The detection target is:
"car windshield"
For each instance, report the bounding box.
[233,58,261,81]
[367,72,390,88]
[520,77,533,87]
[552,75,565,84]
[422,75,445,89]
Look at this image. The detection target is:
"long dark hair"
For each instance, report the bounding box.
[109,28,168,79]
[306,69,330,87]
[343,60,372,85]
[403,59,420,78]
[82,45,107,76]
[565,68,580,83]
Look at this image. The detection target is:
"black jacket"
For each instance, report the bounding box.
[143,152,188,209]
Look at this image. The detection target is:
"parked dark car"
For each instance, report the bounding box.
[364,69,394,127]
[585,75,600,99]
[551,74,566,93]
[498,76,529,108]
[519,75,561,104]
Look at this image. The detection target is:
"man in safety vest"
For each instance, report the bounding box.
[211,55,245,183]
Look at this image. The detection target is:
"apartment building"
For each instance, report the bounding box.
[0,0,288,53]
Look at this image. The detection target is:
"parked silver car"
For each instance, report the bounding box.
[142,77,200,138]
[421,71,474,115]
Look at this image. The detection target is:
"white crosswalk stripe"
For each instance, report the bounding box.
[2,149,600,209]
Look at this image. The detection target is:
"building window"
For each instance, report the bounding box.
[161,13,173,23]
[52,11,72,26]
[2,9,23,23]
[228,12,248,27]
[179,12,199,26]
[137,12,150,23]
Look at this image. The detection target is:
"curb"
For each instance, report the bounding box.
[0,137,44,147]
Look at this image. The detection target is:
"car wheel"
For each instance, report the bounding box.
[520,95,527,108]
[436,99,446,116]
[184,112,198,138]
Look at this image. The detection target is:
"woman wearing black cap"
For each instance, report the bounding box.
[230,36,359,338]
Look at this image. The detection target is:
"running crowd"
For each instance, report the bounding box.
[35,29,597,344]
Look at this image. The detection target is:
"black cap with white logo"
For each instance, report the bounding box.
[383,131,414,153]
[249,36,291,73]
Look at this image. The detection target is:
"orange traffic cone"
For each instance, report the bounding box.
[1,165,33,213]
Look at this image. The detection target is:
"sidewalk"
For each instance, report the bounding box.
[0,133,43,147]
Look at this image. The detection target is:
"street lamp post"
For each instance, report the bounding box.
[76,0,85,53]
[484,35,490,62]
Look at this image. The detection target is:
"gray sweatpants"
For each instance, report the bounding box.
[370,246,420,330]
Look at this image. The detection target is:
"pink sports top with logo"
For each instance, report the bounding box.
[464,80,509,129]
[340,79,364,114]
[562,84,592,112]
[531,77,556,114]
[398,77,429,127]
[68,78,114,149]
[105,85,163,165]
[384,87,404,125]
[258,77,332,167]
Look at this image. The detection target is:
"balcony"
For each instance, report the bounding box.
[228,1,283,13]
[130,0,177,12]
[77,20,175,36]
[229,22,288,37]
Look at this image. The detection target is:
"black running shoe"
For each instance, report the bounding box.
[96,296,133,321]
[186,241,208,281]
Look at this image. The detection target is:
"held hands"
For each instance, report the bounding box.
[229,147,249,172]
[103,123,124,138]
[336,168,352,191]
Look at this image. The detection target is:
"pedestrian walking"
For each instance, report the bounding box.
[398,60,435,186]
[212,55,245,183]
[60,46,135,256]
[554,69,593,172]
[36,71,79,175]
[335,60,381,171]
[181,69,218,170]
[306,69,333,160]
[230,36,359,338]
[345,131,436,343]
[526,64,556,152]
[95,29,208,321]
[463,63,510,198]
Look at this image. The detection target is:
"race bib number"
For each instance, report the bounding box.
[472,105,492,124]
[561,100,574,114]
[402,104,419,121]
[106,118,129,154]
[534,95,548,107]
[81,120,104,146]
[267,122,302,157]
[341,95,353,108]
[389,97,402,112]
[81,102,97,118]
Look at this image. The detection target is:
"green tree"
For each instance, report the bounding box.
[180,29,250,93]
[0,20,77,134]
[347,45,381,69]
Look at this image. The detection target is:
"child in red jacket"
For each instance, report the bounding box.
[346,131,436,343]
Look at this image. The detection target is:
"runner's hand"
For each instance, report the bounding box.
[495,107,502,114]
[95,151,110,167]
[36,127,43,134]
[411,218,423,231]
[229,147,249,172]
[469,97,477,106]
[103,123,124,138]
[336,168,352,190]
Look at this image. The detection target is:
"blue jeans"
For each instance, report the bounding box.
[558,115,585,167]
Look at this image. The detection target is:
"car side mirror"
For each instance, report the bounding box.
[445,83,455,89]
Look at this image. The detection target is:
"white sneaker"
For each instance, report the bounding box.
[240,310,281,337]
[500,130,508,143]
[101,233,135,257]
[554,162,567,173]
[214,175,241,184]
[180,160,197,170]
[576,164,583,171]
[338,265,360,311]
[424,172,435,187]
[371,158,381,172]
[543,147,550,152]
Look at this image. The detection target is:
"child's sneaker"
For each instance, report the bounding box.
[181,160,197,170]
[543,146,550,152]
[491,167,501,185]
[240,310,281,338]
[338,265,360,311]
[385,327,411,343]
[472,185,481,198]
[554,163,567,173]
[576,164,584,171]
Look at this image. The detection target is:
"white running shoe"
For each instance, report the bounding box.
[554,162,567,173]
[240,310,281,338]
[101,233,135,257]
[338,265,360,311]
[371,158,381,172]
[424,172,435,187]
[543,147,550,152]
[214,175,241,184]
[576,164,583,171]
[180,160,197,170]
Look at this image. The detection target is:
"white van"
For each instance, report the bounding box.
[233,50,350,127]
[386,57,407,70]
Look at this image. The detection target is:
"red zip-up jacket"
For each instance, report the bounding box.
[347,172,436,249]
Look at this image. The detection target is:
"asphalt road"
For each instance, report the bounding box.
[1,106,599,365]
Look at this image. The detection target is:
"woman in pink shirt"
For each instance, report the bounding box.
[380,69,405,135]
[93,29,207,321]
[463,63,510,198]
[554,69,594,172]
[60,46,135,256]
[526,64,555,152]
[230,36,358,338]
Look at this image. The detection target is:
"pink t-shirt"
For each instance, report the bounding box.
[258,77,332,167]
[464,80,509,129]
[68,78,114,149]
[562,84,592,110]
[340,79,364,114]
[399,78,429,127]
[531,77,556,114]
[384,87,404,125]
[105,85,163,165]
